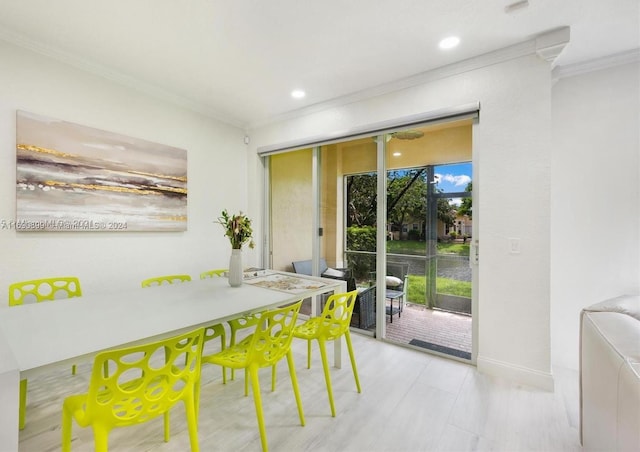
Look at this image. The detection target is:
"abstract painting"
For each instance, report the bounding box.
[15,111,187,231]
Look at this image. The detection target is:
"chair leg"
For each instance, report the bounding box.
[184,397,200,452]
[317,339,336,417]
[71,364,77,375]
[248,365,269,452]
[244,365,276,396]
[194,375,201,419]
[344,330,362,393]
[306,339,312,369]
[286,350,305,426]
[93,425,109,452]
[164,411,170,442]
[271,364,277,392]
[19,378,27,430]
[230,331,237,381]
[220,336,227,385]
[61,405,72,452]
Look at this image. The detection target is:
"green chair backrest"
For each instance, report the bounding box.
[141,274,191,287]
[200,269,226,279]
[86,328,204,428]
[317,290,359,341]
[9,277,82,306]
[246,301,302,369]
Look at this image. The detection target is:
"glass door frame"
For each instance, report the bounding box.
[259,105,479,363]
[374,135,388,339]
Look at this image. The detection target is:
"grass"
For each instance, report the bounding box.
[387,240,469,256]
[406,274,471,305]
[351,238,472,304]
[436,242,470,256]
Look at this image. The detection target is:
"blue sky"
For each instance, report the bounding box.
[434,162,472,194]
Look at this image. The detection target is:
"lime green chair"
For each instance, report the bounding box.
[227,313,278,396]
[9,276,82,306]
[200,269,226,279]
[198,270,230,384]
[200,269,275,391]
[293,290,361,417]
[141,274,191,287]
[8,276,83,430]
[61,327,205,452]
[203,301,305,452]
[203,323,227,384]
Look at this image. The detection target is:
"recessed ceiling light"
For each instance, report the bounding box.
[439,36,460,50]
[393,152,402,157]
[291,89,306,99]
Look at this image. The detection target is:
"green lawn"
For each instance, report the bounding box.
[387,240,469,256]
[353,239,472,304]
[406,274,471,305]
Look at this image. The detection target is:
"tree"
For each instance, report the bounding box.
[387,169,427,234]
[437,197,457,227]
[346,173,377,227]
[346,167,465,239]
[457,181,472,219]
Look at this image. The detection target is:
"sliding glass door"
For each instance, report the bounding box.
[265,118,475,361]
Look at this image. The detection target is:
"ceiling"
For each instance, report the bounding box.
[0,0,637,128]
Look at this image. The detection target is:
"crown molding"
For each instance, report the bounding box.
[249,28,569,130]
[535,26,570,67]
[0,29,245,129]
[9,24,633,131]
[248,39,538,130]
[552,48,640,80]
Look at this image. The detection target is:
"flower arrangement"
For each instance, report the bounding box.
[217,209,255,250]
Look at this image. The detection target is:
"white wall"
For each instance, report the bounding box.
[0,40,248,295]
[551,61,640,370]
[249,53,555,389]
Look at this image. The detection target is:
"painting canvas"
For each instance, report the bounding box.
[15,111,187,232]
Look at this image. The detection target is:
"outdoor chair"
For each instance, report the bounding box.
[292,258,356,310]
[369,262,409,322]
[352,285,376,329]
[292,258,351,281]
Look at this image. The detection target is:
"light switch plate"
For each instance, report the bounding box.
[508,237,521,254]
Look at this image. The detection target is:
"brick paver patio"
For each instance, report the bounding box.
[385,302,472,357]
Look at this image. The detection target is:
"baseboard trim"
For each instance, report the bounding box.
[477,355,555,391]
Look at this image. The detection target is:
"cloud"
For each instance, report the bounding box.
[438,173,471,187]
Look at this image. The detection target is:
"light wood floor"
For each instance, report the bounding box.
[18,331,582,451]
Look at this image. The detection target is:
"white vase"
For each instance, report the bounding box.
[228,249,243,287]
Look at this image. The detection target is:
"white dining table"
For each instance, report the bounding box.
[0,271,346,451]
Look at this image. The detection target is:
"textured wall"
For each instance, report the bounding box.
[551,62,640,370]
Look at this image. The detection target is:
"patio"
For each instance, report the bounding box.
[352,301,472,361]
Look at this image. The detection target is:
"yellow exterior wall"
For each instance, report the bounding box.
[269,149,312,272]
[386,124,471,169]
[339,122,472,174]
